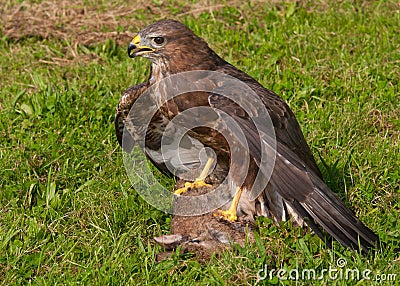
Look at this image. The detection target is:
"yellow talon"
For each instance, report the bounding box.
[174,157,214,196]
[214,209,237,222]
[213,187,243,222]
[174,179,212,196]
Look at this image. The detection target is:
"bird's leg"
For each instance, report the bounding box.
[214,187,243,222]
[174,157,214,195]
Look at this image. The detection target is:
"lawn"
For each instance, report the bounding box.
[0,0,399,285]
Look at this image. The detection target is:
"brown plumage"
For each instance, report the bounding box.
[115,82,213,177]
[124,19,379,254]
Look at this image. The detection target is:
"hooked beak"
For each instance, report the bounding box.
[128,35,155,58]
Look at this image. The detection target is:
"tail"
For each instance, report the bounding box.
[261,147,380,255]
[294,172,379,254]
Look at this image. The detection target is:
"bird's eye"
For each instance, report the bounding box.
[152,37,165,45]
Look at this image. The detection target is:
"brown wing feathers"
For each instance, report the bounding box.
[209,80,379,253]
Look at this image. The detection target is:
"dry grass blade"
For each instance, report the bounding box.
[0,0,147,46]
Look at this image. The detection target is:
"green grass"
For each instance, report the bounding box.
[1,0,399,285]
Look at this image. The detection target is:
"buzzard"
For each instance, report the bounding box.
[123,19,379,254]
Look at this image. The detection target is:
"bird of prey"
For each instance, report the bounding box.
[124,19,379,254]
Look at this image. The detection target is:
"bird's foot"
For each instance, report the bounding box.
[213,187,242,222]
[214,209,238,222]
[174,179,212,196]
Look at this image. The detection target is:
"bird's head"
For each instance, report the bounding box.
[128,20,222,72]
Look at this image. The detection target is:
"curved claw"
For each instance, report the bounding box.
[214,209,238,222]
[174,180,212,196]
[213,187,243,222]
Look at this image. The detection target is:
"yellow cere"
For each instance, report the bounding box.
[132,35,140,45]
